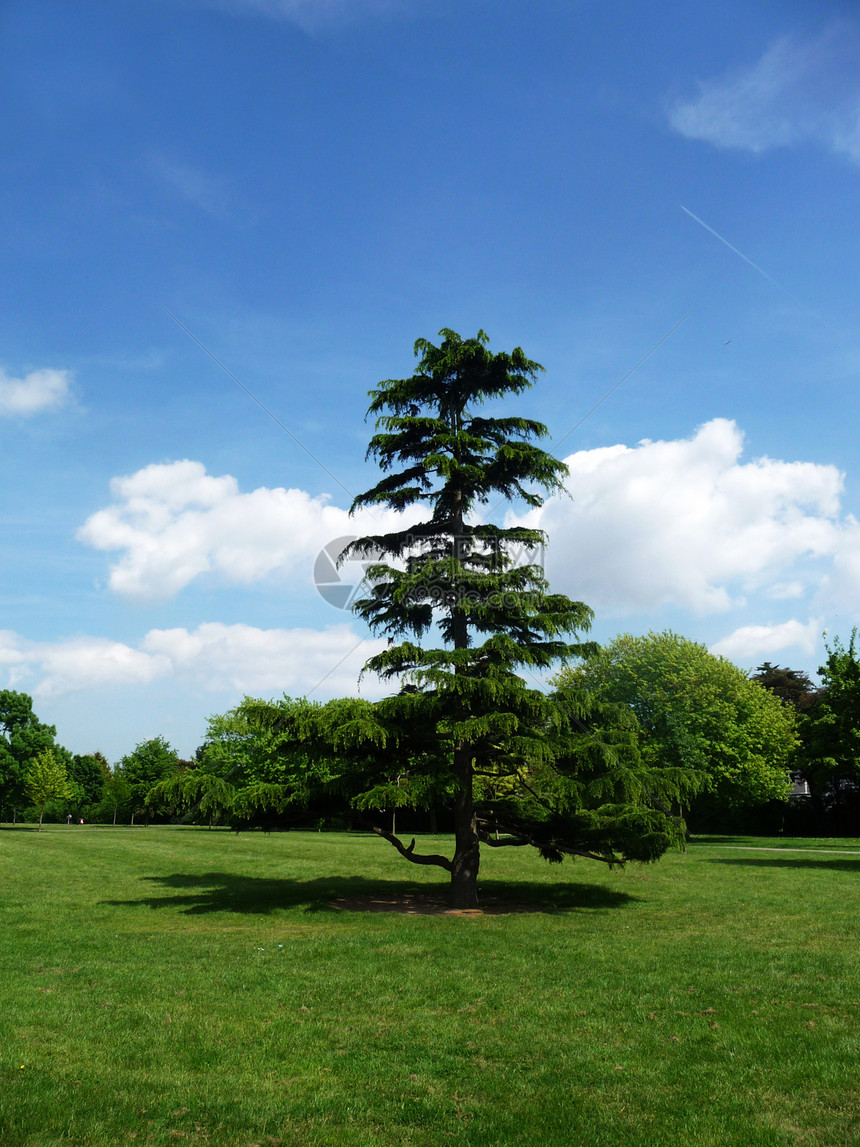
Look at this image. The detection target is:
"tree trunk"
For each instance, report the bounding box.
[450,748,480,908]
[448,498,480,909]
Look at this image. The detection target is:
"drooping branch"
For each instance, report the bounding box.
[476,823,616,865]
[357,816,453,871]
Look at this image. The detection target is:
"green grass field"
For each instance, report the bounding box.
[2,826,859,1146]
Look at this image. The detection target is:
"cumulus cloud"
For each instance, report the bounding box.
[81,427,860,633]
[37,638,172,695]
[813,515,860,613]
[0,367,72,416]
[2,623,385,700]
[709,618,823,663]
[667,26,860,163]
[139,622,384,695]
[514,418,843,617]
[78,459,417,601]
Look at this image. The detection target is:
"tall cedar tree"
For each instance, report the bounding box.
[751,662,819,713]
[335,329,680,907]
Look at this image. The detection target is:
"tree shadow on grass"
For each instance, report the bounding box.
[102,872,638,917]
[711,857,860,873]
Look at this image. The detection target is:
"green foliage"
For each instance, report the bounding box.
[237,695,393,817]
[147,770,238,822]
[117,736,180,822]
[24,748,72,829]
[145,699,353,826]
[195,704,262,778]
[68,752,109,808]
[796,631,860,823]
[752,661,820,712]
[0,690,61,816]
[555,631,797,813]
[97,770,133,825]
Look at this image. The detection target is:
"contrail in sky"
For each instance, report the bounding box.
[680,205,805,307]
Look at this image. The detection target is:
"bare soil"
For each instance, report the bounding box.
[329,892,544,916]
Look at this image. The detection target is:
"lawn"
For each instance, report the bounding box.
[1,826,859,1146]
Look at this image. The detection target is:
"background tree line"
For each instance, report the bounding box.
[0,691,184,828]
[3,628,856,836]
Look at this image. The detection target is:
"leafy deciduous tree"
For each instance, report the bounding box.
[0,691,63,821]
[99,771,133,826]
[555,632,797,817]
[117,736,180,824]
[25,749,72,831]
[69,753,109,809]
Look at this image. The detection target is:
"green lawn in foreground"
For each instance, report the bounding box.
[1,827,859,1147]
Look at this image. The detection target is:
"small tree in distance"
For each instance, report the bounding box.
[25,749,72,831]
[751,662,819,713]
[100,770,132,825]
[118,736,180,825]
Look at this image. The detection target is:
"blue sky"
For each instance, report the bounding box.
[2,0,859,761]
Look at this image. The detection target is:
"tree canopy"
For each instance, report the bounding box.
[554,632,796,820]
[117,736,180,824]
[0,691,63,818]
[795,631,860,830]
[751,662,819,713]
[24,749,72,830]
[68,752,110,808]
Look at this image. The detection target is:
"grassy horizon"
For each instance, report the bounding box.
[2,826,859,1145]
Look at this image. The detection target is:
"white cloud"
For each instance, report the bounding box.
[0,367,72,416]
[140,621,384,695]
[81,427,860,634]
[0,631,28,666]
[78,459,417,601]
[515,418,843,616]
[667,26,860,163]
[709,618,823,663]
[2,623,385,700]
[813,515,860,613]
[37,638,172,696]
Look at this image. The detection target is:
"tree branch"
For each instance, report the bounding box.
[476,820,617,865]
[356,816,453,871]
